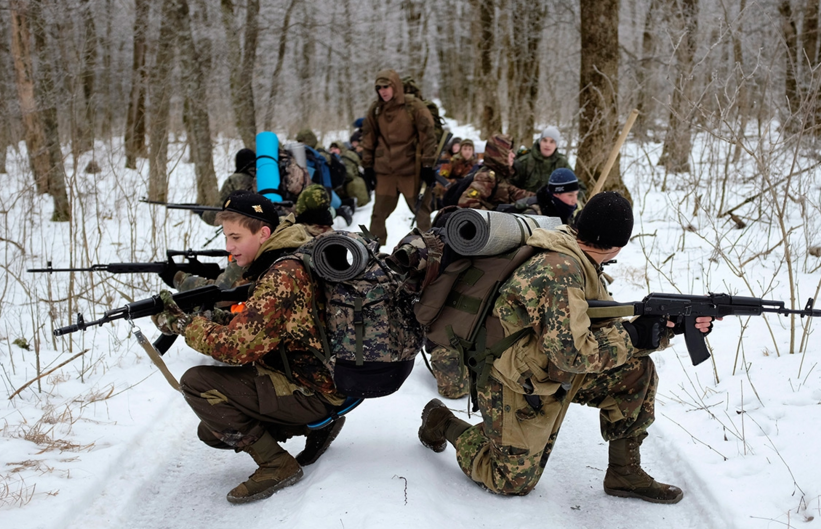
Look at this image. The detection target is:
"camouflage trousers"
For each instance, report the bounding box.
[180,364,330,450]
[428,345,469,399]
[454,356,658,495]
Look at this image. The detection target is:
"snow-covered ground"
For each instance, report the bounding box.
[1,122,819,529]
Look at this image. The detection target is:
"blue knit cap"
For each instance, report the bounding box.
[548,168,580,194]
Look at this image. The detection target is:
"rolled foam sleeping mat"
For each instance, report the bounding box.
[445,209,561,256]
[256,131,282,202]
[285,142,307,169]
[312,232,370,282]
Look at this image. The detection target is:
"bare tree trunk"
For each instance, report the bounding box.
[402,0,426,81]
[79,0,98,154]
[472,0,502,138]
[801,0,820,134]
[576,0,628,200]
[0,8,12,174]
[801,0,819,73]
[220,0,258,149]
[54,4,91,162]
[635,0,661,138]
[148,0,178,202]
[10,0,50,194]
[101,0,113,138]
[506,0,545,145]
[340,0,355,124]
[779,0,800,129]
[125,0,149,169]
[659,0,699,174]
[30,0,70,221]
[297,4,315,130]
[725,0,748,163]
[264,0,298,131]
[174,0,218,206]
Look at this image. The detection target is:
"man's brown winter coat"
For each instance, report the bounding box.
[361,69,437,177]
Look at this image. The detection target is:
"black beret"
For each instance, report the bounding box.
[222,190,280,229]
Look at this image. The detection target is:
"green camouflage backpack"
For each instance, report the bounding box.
[281,229,424,398]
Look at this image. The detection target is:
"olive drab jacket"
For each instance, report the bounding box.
[511,141,573,192]
[361,69,437,177]
[491,226,671,392]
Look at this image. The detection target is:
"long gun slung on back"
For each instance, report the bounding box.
[587,293,821,366]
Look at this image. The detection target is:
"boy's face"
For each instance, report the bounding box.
[539,136,557,157]
[223,219,271,268]
[460,145,474,159]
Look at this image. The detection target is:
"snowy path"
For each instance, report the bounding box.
[58,359,728,529]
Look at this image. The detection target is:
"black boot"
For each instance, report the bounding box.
[296,417,346,466]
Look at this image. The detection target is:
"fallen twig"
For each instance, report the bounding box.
[8,350,90,400]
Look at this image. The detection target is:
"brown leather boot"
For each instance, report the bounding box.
[418,399,469,453]
[226,432,303,504]
[296,417,346,466]
[603,436,683,504]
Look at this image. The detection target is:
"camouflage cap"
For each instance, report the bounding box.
[296,129,318,149]
[295,184,333,226]
[483,133,514,171]
[296,184,331,215]
[223,190,280,228]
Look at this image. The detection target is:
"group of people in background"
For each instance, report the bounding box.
[198,67,585,245]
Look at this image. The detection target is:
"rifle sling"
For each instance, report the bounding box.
[133,328,181,391]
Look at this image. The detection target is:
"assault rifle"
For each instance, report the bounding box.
[27,249,229,280]
[140,197,294,212]
[412,132,454,228]
[140,197,221,212]
[53,283,251,354]
[587,293,821,366]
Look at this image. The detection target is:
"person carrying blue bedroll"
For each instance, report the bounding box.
[150,191,351,504]
[295,128,354,226]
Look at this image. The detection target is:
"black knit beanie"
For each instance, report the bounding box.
[575,191,633,248]
[235,148,256,174]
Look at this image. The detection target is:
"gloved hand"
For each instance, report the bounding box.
[622,316,667,350]
[420,166,436,186]
[364,167,376,192]
[150,290,192,336]
[158,261,179,288]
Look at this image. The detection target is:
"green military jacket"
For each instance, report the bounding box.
[511,142,572,192]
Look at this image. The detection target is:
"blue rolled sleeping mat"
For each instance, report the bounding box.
[256,131,282,202]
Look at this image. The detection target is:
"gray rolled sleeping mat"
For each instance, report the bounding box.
[445,209,561,256]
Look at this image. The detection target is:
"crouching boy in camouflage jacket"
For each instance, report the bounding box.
[151,191,347,504]
[418,192,717,504]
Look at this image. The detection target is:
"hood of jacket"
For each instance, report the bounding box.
[374,69,406,108]
[245,214,312,280]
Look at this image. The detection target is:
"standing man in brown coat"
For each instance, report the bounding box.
[361,69,437,244]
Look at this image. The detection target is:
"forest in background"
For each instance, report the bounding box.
[2,0,821,218]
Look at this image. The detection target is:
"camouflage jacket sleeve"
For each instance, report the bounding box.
[458,168,496,210]
[183,259,340,398]
[494,182,534,205]
[495,253,636,375]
